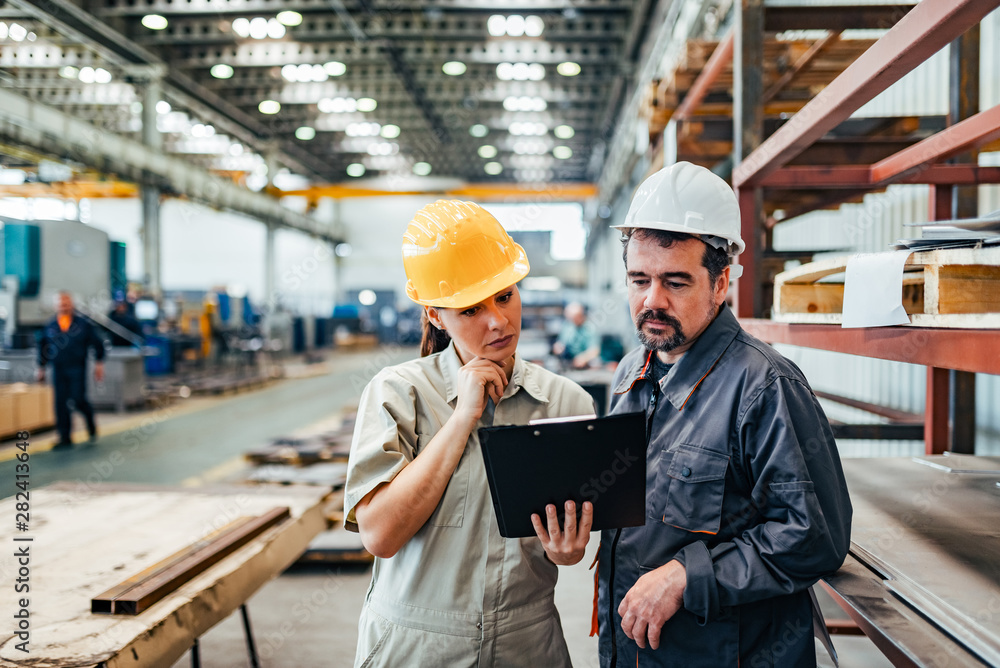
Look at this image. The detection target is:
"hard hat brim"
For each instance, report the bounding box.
[407,242,530,309]
[611,221,746,255]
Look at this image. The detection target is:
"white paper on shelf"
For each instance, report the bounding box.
[841,251,913,328]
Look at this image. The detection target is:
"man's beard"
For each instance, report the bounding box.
[634,309,686,353]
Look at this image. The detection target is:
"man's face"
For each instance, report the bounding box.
[566,304,586,327]
[56,293,74,315]
[625,234,728,359]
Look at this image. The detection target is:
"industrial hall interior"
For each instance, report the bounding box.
[2,0,1000,665]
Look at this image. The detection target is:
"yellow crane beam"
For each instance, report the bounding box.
[0,180,599,203]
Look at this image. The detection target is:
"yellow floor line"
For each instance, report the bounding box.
[181,455,249,487]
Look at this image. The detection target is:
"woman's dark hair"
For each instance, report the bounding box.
[420,309,451,357]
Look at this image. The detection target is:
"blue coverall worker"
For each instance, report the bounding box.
[36,292,106,446]
[596,163,852,667]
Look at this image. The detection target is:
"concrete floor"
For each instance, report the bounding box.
[165,559,890,668]
[3,345,892,667]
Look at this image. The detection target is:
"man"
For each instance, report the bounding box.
[36,292,106,447]
[595,162,852,667]
[106,299,143,347]
[552,302,601,368]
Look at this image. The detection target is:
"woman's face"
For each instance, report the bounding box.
[428,285,521,365]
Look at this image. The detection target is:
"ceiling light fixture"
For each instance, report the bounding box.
[413,162,432,176]
[503,96,547,112]
[295,126,316,140]
[319,97,357,113]
[248,17,268,39]
[357,97,377,112]
[141,14,168,30]
[484,162,503,175]
[505,15,525,37]
[276,10,302,26]
[78,67,96,84]
[470,124,489,137]
[442,61,467,76]
[487,15,506,37]
[554,124,575,139]
[553,146,573,159]
[478,145,498,159]
[509,122,548,136]
[557,61,581,77]
[323,61,346,76]
[8,23,27,41]
[58,65,79,79]
[232,18,251,37]
[346,163,366,177]
[210,63,234,79]
[258,100,281,114]
[524,15,544,37]
[380,124,401,139]
[94,68,112,84]
[266,18,285,39]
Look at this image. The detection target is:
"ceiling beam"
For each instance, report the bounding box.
[870,103,1000,183]
[760,164,1000,189]
[763,4,916,32]
[673,29,734,122]
[94,0,633,17]
[733,0,997,187]
[0,87,342,242]
[6,0,329,179]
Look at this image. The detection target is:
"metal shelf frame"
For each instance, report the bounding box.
[729,0,1000,456]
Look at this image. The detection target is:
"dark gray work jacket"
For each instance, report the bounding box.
[597,305,852,668]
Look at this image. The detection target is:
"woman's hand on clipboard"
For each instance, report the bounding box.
[531,500,593,565]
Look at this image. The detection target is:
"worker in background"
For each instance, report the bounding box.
[199,299,215,361]
[595,162,852,667]
[36,291,106,448]
[106,299,143,347]
[344,200,595,667]
[552,301,601,369]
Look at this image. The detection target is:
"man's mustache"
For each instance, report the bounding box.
[636,310,682,330]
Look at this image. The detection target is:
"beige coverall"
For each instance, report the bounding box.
[345,342,595,667]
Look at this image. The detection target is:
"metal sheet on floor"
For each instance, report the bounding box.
[835,457,1000,666]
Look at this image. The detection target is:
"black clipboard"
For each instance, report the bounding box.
[478,411,647,538]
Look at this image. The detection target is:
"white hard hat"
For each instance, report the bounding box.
[613,161,744,277]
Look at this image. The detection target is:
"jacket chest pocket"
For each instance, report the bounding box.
[419,434,470,528]
[658,444,729,535]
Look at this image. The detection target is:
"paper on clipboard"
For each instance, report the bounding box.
[842,251,912,328]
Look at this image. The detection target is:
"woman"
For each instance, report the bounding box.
[344,199,596,667]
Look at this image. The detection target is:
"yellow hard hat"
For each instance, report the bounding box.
[402,200,529,308]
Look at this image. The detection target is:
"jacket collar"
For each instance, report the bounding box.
[613,304,741,411]
[440,339,548,405]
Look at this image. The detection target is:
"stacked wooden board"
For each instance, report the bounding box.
[772,246,1000,327]
[241,408,371,565]
[0,383,55,438]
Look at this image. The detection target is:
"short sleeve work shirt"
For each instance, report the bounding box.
[345,342,595,665]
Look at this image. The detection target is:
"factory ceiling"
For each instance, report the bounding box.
[0,0,656,192]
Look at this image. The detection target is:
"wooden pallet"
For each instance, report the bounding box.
[773,246,1000,328]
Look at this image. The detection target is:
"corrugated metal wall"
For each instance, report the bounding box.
[772,7,1000,456]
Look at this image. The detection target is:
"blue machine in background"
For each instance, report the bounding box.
[3,223,41,298]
